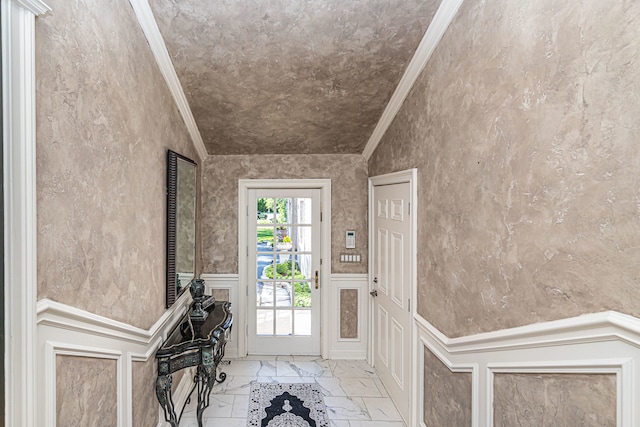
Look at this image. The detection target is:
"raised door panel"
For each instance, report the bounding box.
[390,231,404,308]
[377,305,389,367]
[377,227,389,295]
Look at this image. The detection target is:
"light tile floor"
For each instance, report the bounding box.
[179,356,406,427]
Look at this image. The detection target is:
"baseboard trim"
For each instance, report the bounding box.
[328,349,368,360]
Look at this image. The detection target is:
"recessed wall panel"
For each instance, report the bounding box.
[211,288,230,301]
[423,346,472,427]
[493,373,616,426]
[56,355,117,426]
[340,288,359,339]
[133,358,158,427]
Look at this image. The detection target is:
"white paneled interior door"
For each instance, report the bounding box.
[372,181,412,423]
[247,188,321,355]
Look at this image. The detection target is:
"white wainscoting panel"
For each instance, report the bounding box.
[201,273,240,358]
[36,291,192,427]
[330,274,369,359]
[201,273,368,360]
[200,273,244,359]
[414,311,640,427]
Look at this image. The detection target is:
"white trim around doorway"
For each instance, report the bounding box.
[2,1,51,426]
[368,168,418,426]
[237,179,332,359]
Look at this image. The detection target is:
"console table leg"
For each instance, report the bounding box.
[156,374,178,427]
[195,364,217,426]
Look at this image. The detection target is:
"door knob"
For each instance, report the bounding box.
[370,289,378,297]
[315,270,319,289]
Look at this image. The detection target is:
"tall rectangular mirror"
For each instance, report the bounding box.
[166,150,197,307]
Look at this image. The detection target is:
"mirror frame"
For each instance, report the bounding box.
[166,149,197,308]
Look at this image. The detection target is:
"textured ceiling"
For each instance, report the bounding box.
[149,0,441,155]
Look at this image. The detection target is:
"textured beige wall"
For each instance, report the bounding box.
[36,0,199,425]
[132,359,158,427]
[339,289,358,339]
[202,154,368,274]
[211,288,230,301]
[369,0,640,338]
[56,356,117,427]
[36,0,198,329]
[423,347,472,426]
[494,373,616,426]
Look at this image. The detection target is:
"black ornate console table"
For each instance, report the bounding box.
[156,282,233,427]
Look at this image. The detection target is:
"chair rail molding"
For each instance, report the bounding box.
[2,1,50,426]
[414,311,640,427]
[36,291,191,427]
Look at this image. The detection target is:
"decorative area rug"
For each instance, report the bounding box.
[247,382,330,427]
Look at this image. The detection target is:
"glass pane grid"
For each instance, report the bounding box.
[255,195,315,338]
[257,309,315,336]
[257,309,274,335]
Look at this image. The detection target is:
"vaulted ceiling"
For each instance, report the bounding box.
[149,0,441,155]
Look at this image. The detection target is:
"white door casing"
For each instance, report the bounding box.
[369,169,417,425]
[3,1,51,426]
[238,179,332,359]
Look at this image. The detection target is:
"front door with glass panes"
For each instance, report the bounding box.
[247,188,321,355]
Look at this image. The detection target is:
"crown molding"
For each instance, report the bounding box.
[128,0,209,162]
[362,0,464,160]
[16,0,50,14]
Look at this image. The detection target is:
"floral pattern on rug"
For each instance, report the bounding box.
[247,382,330,427]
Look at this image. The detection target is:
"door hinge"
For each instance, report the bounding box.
[246,286,248,297]
[246,205,249,217]
[320,258,323,265]
[320,211,323,222]
[408,202,410,214]
[408,298,411,312]
[246,246,249,257]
